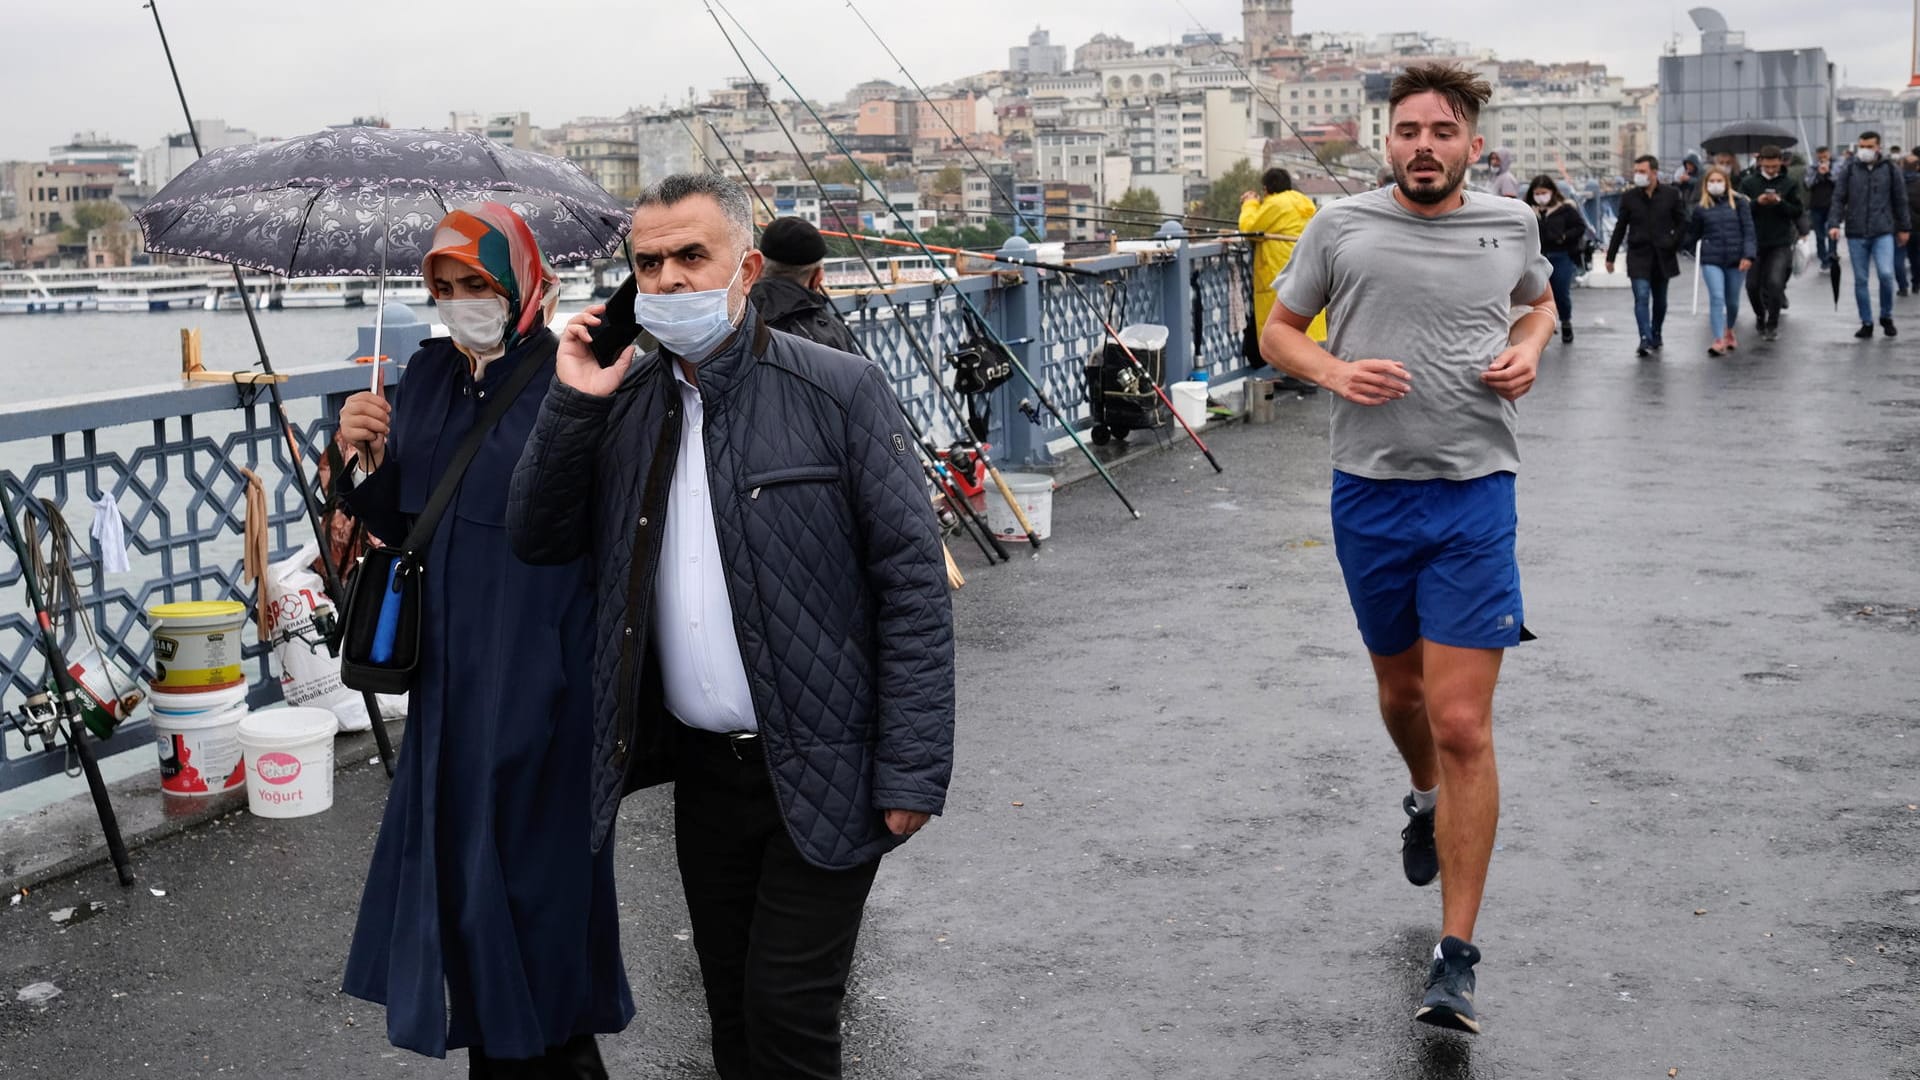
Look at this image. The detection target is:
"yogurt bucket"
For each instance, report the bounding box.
[236,708,337,818]
[146,601,248,692]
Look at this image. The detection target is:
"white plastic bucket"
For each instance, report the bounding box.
[237,708,336,818]
[985,473,1054,542]
[153,702,248,797]
[63,643,145,740]
[146,601,248,692]
[1170,381,1209,431]
[147,682,248,717]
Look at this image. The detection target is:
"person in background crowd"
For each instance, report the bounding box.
[1687,166,1756,357]
[1486,148,1522,198]
[1807,147,1838,270]
[1607,155,1689,358]
[748,216,860,356]
[1241,167,1327,390]
[1527,174,1587,344]
[1903,155,1920,295]
[1673,155,1702,215]
[1828,131,1913,339]
[1737,146,1804,341]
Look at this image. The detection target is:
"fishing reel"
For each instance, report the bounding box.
[4,691,62,753]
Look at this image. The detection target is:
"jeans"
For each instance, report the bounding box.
[1545,251,1577,326]
[1746,245,1793,326]
[1810,208,1832,266]
[1630,274,1670,345]
[1701,263,1746,340]
[1847,234,1898,323]
[674,725,881,1080]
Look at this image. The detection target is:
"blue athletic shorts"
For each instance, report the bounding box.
[1329,470,1526,656]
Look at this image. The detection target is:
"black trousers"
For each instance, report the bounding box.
[1746,244,1794,326]
[468,1034,606,1079]
[673,725,881,1080]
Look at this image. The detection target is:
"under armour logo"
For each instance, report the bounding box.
[892,433,906,454]
[1478,237,1501,248]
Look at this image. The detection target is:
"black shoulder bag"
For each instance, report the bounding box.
[339,339,554,694]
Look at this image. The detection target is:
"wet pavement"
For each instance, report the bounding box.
[2,275,1916,1077]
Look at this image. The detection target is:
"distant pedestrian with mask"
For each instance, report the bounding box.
[1902,155,1920,293]
[1737,146,1803,341]
[1687,166,1756,356]
[339,203,635,1076]
[1607,155,1689,357]
[1527,175,1586,344]
[1486,148,1521,198]
[1808,147,1838,270]
[1828,132,1914,338]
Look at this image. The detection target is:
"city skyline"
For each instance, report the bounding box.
[4,0,1915,162]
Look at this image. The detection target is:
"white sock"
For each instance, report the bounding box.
[1410,785,1438,813]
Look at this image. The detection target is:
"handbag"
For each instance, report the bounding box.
[338,337,554,694]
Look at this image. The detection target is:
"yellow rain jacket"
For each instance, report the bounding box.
[1239,190,1327,342]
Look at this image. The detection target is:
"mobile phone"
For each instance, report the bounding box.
[589,274,640,368]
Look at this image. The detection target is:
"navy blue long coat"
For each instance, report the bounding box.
[340,332,633,1059]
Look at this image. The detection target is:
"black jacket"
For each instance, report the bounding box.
[1736,169,1806,249]
[1807,163,1836,211]
[750,276,861,357]
[506,305,956,867]
[1607,183,1688,280]
[1536,202,1587,257]
[1830,158,1914,239]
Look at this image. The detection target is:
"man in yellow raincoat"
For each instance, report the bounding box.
[1240,168,1328,345]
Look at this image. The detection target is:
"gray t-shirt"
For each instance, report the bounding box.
[1274,187,1552,481]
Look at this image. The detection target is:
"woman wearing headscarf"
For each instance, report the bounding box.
[1526,175,1588,344]
[337,202,633,1077]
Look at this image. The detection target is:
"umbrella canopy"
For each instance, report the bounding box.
[135,127,631,276]
[1700,121,1798,157]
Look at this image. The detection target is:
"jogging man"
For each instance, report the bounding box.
[1259,62,1554,1035]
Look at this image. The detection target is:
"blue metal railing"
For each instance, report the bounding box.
[1,235,1258,793]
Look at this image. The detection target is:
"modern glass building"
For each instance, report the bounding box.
[1656,7,1835,164]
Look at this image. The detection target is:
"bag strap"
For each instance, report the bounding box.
[398,333,557,554]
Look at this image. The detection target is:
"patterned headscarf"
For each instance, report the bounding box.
[422,202,554,354]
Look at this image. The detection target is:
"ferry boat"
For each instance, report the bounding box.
[206,273,285,312]
[94,271,218,313]
[821,253,955,289]
[377,275,431,305]
[281,277,368,309]
[555,266,595,303]
[0,269,100,314]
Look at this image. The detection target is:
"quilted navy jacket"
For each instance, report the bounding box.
[505,305,955,869]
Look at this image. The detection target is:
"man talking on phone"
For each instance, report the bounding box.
[507,172,955,1079]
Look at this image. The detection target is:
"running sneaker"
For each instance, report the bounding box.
[1415,936,1482,1034]
[1401,793,1438,886]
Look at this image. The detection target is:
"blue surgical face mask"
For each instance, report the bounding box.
[633,253,748,363]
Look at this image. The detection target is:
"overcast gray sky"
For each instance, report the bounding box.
[3,0,1912,161]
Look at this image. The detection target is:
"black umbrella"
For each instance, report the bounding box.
[1700,121,1798,157]
[134,126,632,276]
[1832,252,1844,309]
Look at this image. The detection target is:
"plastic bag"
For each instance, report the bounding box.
[265,542,405,732]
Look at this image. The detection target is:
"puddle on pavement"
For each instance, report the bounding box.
[49,900,107,927]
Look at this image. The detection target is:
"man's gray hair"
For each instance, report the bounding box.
[761,257,822,285]
[634,173,755,255]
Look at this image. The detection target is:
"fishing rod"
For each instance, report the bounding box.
[698,34,1052,550]
[1,486,136,886]
[709,0,1141,521]
[703,114,1013,563]
[673,112,726,176]
[836,8,1222,474]
[928,206,1284,240]
[144,0,396,777]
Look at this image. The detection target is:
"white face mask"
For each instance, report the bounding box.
[1632,173,1651,188]
[1857,147,1880,164]
[1707,181,1727,196]
[439,296,509,355]
[633,253,747,363]
[1532,192,1551,206]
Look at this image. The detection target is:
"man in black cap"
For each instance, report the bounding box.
[750,216,861,356]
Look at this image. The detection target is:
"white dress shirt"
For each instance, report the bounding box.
[654,364,758,733]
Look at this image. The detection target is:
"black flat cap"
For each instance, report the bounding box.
[760,216,828,265]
